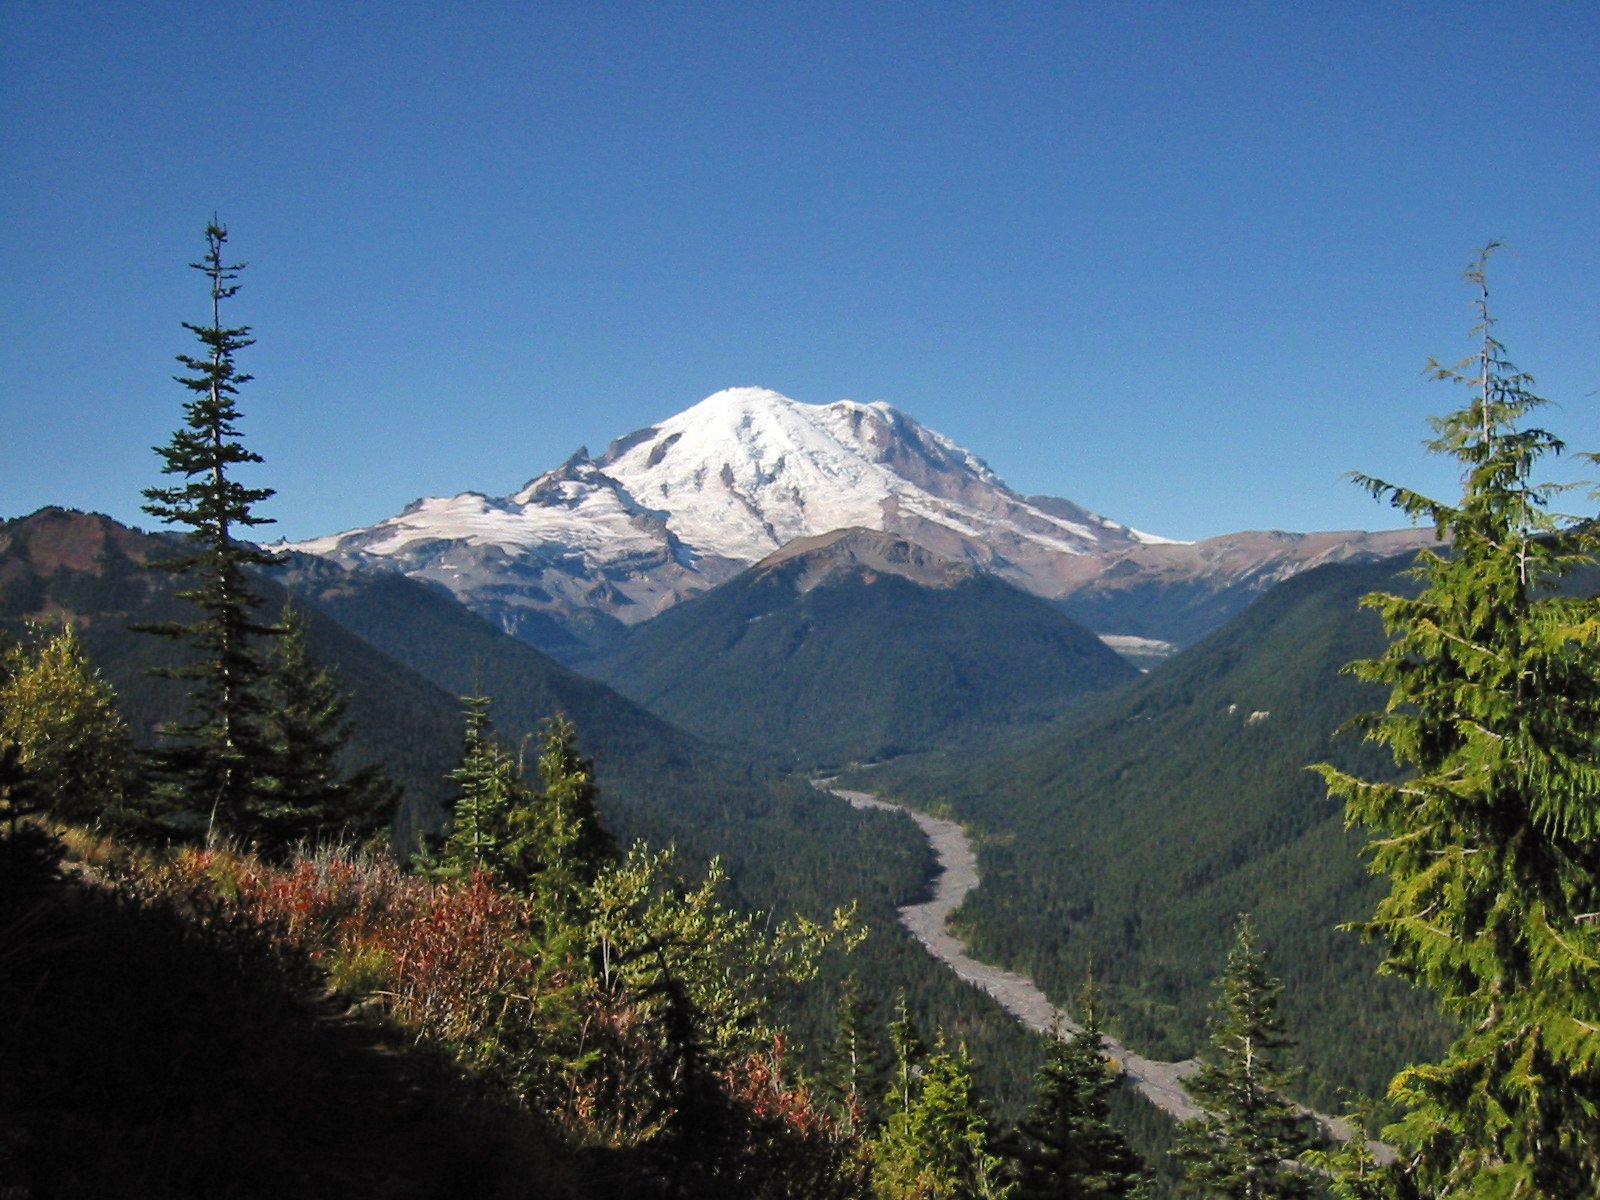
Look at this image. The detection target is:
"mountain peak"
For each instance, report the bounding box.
[283,387,1175,650]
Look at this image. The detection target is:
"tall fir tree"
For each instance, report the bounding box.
[1317,248,1600,1196]
[1006,978,1146,1199]
[1173,916,1314,1200]
[256,602,399,847]
[509,714,617,906]
[140,220,279,840]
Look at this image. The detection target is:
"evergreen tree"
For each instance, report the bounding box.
[1007,979,1145,1199]
[872,1036,1012,1199]
[437,701,615,904]
[0,737,36,844]
[1174,916,1314,1200]
[439,690,523,874]
[821,974,885,1133]
[887,989,929,1118]
[140,220,279,840]
[508,714,616,904]
[1317,247,1600,1196]
[0,623,134,826]
[256,602,398,847]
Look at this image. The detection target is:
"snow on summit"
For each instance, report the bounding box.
[283,387,1170,634]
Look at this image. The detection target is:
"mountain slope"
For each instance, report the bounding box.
[1054,526,1439,647]
[0,507,1067,1123]
[0,506,463,846]
[585,528,1137,769]
[284,388,1172,653]
[854,549,1453,1108]
[286,387,1432,659]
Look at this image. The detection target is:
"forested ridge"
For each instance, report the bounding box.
[849,552,1455,1109]
[4,228,1596,1197]
[580,539,1135,770]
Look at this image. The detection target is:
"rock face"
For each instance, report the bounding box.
[284,388,1169,650]
[284,387,1432,656]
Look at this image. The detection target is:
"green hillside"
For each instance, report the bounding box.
[583,534,1136,770]
[0,508,1067,1129]
[853,551,1455,1109]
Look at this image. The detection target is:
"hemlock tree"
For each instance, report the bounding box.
[140,220,280,840]
[1006,980,1146,1199]
[257,603,399,846]
[1317,248,1600,1196]
[1174,916,1314,1200]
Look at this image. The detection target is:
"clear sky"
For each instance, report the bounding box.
[3,2,1596,544]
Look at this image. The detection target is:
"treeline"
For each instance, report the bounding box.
[7,225,1595,1198]
[0,221,1169,1197]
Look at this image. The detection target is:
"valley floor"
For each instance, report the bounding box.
[815,784,1382,1158]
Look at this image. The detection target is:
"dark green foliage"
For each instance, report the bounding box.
[1174,917,1315,1199]
[1006,981,1146,1199]
[585,552,1135,770]
[439,691,521,873]
[821,975,887,1132]
[0,510,462,848]
[139,221,281,840]
[256,602,399,845]
[524,714,619,900]
[436,699,616,910]
[852,553,1451,1108]
[1318,249,1600,1196]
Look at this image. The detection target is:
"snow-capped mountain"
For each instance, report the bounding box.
[286,388,1176,649]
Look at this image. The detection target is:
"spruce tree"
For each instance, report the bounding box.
[140,220,279,839]
[1174,916,1314,1200]
[1317,247,1600,1196]
[256,602,398,847]
[1007,980,1146,1199]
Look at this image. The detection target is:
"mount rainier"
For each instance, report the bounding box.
[285,387,1426,657]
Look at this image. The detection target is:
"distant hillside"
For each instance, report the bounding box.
[582,528,1138,770]
[0,507,463,848]
[854,550,1454,1108]
[0,508,1061,1123]
[1053,527,1435,648]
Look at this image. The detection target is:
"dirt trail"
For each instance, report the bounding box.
[821,784,1387,1159]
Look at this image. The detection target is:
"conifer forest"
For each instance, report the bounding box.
[3,228,1597,1200]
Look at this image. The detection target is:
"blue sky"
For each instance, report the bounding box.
[3,2,1596,543]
